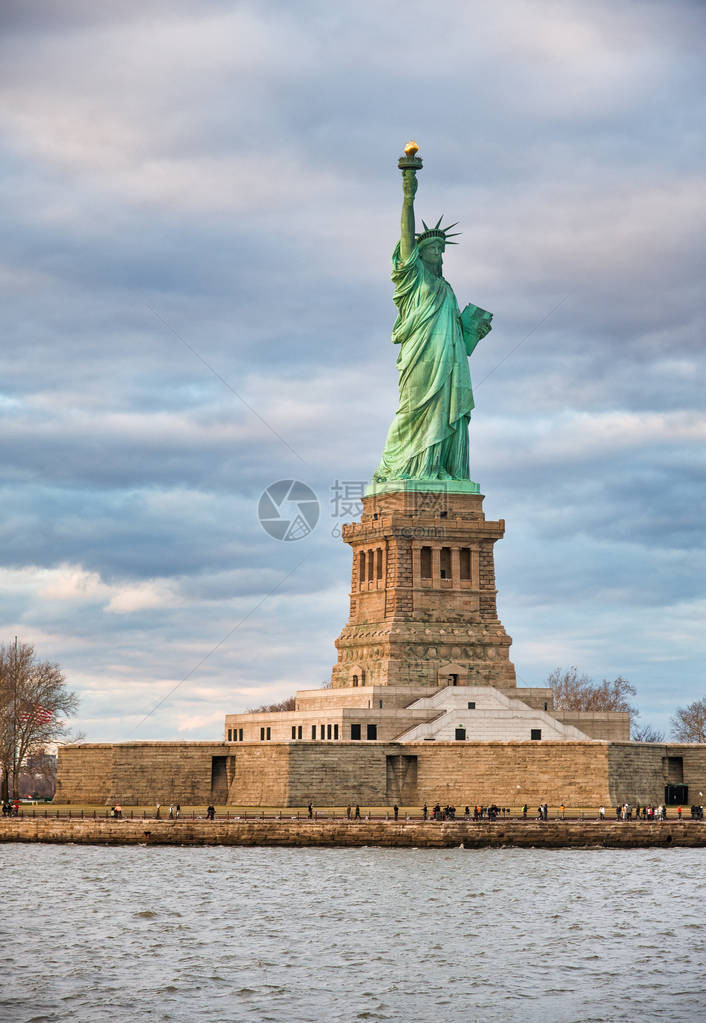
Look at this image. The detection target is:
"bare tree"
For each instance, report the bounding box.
[631,722,665,743]
[548,666,637,715]
[671,698,706,743]
[247,696,296,714]
[0,640,79,800]
[548,666,593,709]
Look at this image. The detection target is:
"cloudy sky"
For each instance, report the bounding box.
[2,0,704,742]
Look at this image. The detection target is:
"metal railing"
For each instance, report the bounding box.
[2,807,703,823]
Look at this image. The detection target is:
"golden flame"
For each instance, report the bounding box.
[404,140,419,157]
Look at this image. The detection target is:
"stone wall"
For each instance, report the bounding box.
[3,817,705,849]
[58,742,232,805]
[58,739,706,809]
[410,741,614,806]
[227,745,290,805]
[56,744,114,804]
[287,743,388,805]
[606,743,665,804]
[243,741,618,807]
[607,742,706,805]
[552,711,630,741]
[679,745,706,798]
[498,688,554,710]
[295,686,437,711]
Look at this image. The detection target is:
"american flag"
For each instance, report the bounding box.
[19,705,54,725]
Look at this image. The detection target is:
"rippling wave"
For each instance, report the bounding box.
[1,846,703,1022]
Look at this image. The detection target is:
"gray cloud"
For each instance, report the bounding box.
[1,0,704,741]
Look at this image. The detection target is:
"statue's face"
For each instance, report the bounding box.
[420,241,444,275]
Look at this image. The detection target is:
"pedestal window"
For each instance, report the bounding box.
[420,546,432,578]
[460,548,471,580]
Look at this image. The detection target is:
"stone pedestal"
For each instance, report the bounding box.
[331,486,516,689]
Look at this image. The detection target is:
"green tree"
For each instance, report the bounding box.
[671,698,706,743]
[0,641,80,800]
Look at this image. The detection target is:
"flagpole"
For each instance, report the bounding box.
[12,636,17,802]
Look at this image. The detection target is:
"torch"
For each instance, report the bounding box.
[398,139,423,171]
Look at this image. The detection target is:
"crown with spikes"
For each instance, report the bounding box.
[416,216,461,249]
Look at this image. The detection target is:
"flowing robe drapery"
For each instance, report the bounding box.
[372,242,481,482]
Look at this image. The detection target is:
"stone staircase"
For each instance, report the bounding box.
[393,686,593,742]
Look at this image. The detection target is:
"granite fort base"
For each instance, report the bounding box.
[57,739,706,809]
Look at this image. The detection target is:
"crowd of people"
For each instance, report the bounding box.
[420,800,706,822]
[608,803,703,820]
[421,803,520,821]
[82,800,705,822]
[615,803,664,820]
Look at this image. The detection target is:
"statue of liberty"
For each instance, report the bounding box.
[371,143,492,487]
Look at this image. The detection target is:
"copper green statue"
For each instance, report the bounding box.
[371,142,492,490]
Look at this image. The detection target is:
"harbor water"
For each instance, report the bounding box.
[2,844,703,1022]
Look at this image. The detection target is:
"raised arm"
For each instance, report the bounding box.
[400,169,418,260]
